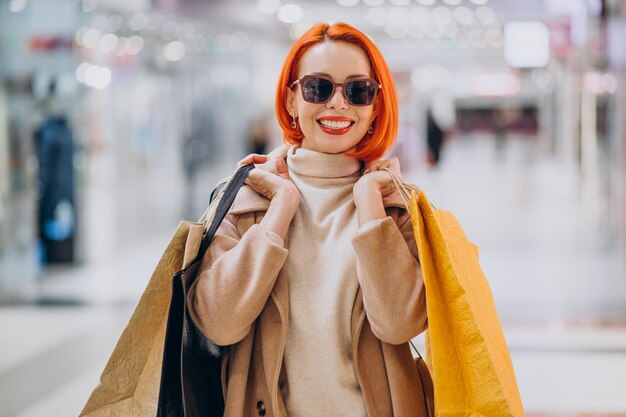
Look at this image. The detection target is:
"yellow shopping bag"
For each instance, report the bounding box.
[387,170,524,416]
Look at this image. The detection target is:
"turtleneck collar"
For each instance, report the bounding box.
[286,145,362,179]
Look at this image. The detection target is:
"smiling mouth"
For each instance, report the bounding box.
[317,119,355,130]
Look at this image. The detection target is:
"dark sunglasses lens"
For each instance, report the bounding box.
[302,77,334,103]
[345,80,377,105]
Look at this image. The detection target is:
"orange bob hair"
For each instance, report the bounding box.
[275,22,399,162]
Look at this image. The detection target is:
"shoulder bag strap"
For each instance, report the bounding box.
[189,163,254,269]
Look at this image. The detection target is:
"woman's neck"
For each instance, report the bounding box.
[286,145,362,179]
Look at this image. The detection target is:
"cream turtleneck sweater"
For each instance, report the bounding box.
[280,146,368,417]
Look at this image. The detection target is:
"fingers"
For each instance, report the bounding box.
[363,157,401,180]
[244,168,274,199]
[238,154,268,166]
[275,158,290,179]
[245,167,293,201]
[363,159,382,174]
[254,158,290,178]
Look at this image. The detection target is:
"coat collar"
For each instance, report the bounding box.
[229,184,409,215]
[230,185,271,215]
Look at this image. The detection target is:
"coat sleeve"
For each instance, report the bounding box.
[351,211,427,345]
[187,213,289,346]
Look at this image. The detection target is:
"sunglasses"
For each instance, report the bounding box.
[290,75,381,106]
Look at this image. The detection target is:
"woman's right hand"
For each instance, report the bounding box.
[238,144,290,179]
[240,146,298,205]
[239,150,300,239]
[246,165,299,207]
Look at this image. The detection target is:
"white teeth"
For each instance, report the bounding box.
[319,120,352,130]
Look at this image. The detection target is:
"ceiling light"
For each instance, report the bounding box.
[277,4,303,23]
[125,35,144,55]
[163,40,186,61]
[75,63,91,83]
[9,0,27,12]
[75,27,90,46]
[82,29,101,49]
[504,21,550,68]
[85,65,112,90]
[99,33,118,53]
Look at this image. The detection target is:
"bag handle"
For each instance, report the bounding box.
[381,167,422,210]
[409,339,424,360]
[188,163,255,270]
[382,167,427,362]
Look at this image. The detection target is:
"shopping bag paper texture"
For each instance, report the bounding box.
[80,221,207,416]
[409,190,524,417]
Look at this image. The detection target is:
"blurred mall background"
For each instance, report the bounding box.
[1,0,626,415]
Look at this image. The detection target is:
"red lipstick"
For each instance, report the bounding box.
[317,116,355,136]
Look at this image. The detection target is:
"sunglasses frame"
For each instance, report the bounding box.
[290,75,382,107]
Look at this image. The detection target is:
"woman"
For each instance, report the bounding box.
[187,22,428,417]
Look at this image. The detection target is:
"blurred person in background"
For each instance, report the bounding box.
[182,104,216,218]
[246,115,271,156]
[35,79,76,264]
[426,110,445,168]
[492,106,509,154]
[187,22,428,417]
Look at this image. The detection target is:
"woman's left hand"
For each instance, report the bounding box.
[354,157,403,199]
[353,157,403,226]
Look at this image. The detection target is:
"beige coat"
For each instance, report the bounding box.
[187,184,428,417]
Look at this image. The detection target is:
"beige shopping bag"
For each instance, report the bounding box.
[80,187,225,416]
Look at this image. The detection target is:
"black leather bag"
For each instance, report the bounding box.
[156,164,254,417]
[410,341,435,417]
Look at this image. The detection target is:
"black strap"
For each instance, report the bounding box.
[209,181,226,204]
[188,163,254,270]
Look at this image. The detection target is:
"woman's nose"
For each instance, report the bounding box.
[326,87,349,110]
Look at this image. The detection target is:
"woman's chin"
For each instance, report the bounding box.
[301,135,360,154]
